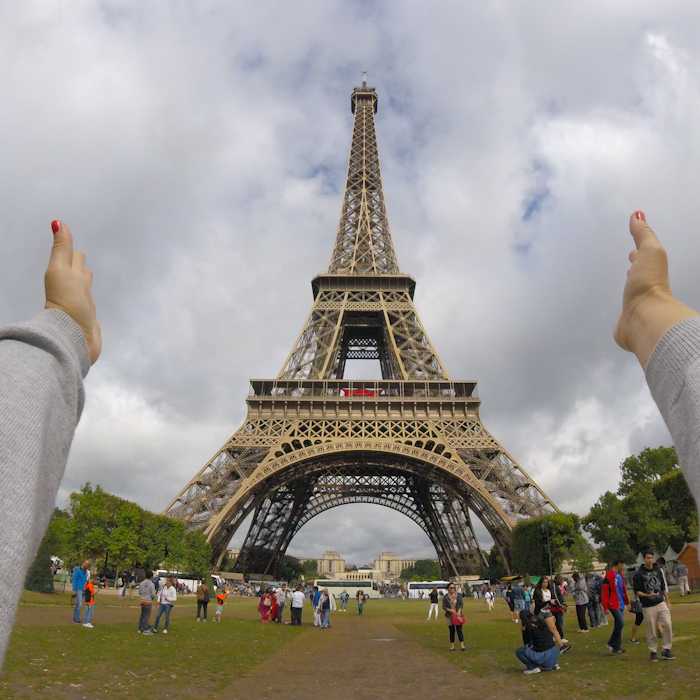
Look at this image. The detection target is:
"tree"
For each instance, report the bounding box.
[483,546,507,581]
[280,555,303,582]
[582,491,635,565]
[25,509,65,593]
[511,513,589,575]
[582,447,698,562]
[301,559,319,575]
[618,446,678,497]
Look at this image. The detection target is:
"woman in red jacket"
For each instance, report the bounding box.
[601,557,631,655]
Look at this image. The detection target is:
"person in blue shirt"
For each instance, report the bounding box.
[312,586,322,627]
[71,559,91,624]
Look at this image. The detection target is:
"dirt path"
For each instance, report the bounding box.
[223,614,495,700]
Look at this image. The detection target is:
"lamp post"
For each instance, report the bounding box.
[541,520,554,579]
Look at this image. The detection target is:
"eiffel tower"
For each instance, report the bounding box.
[164,76,558,578]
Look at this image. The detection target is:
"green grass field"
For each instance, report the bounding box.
[2,590,699,699]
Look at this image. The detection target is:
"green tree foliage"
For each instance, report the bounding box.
[399,559,442,581]
[483,547,507,582]
[618,446,678,497]
[583,447,697,561]
[44,483,212,579]
[301,559,319,575]
[582,491,635,565]
[511,513,588,576]
[25,509,65,593]
[279,555,304,582]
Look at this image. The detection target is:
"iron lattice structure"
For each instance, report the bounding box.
[165,78,558,578]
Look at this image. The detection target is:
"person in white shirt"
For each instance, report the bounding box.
[153,578,177,634]
[275,584,287,624]
[290,588,305,626]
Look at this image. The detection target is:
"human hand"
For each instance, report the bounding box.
[614,211,698,369]
[44,220,101,364]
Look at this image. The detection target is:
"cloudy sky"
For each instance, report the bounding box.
[2,1,700,568]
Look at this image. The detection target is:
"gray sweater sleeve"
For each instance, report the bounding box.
[0,309,89,664]
[645,316,700,529]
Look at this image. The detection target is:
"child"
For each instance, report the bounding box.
[83,574,96,628]
[215,588,228,622]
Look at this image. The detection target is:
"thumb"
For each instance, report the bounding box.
[47,220,75,268]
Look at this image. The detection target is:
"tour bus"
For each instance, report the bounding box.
[406,580,451,599]
[312,580,382,599]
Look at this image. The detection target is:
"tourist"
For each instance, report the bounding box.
[442,583,465,651]
[485,588,495,611]
[153,577,177,634]
[72,560,91,625]
[675,562,690,596]
[340,589,349,611]
[357,590,367,615]
[505,585,516,622]
[512,580,526,620]
[549,575,568,642]
[601,557,630,655]
[586,573,602,628]
[275,584,287,624]
[427,586,440,620]
[196,578,209,622]
[215,587,228,621]
[290,587,305,625]
[312,586,322,626]
[516,610,561,674]
[83,572,96,629]
[533,577,552,615]
[138,571,156,635]
[320,588,332,628]
[571,573,589,633]
[259,587,278,623]
[524,584,532,613]
[632,550,675,661]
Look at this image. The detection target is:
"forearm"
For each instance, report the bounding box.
[0,310,89,664]
[646,317,700,516]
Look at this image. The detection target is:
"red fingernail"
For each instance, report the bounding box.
[51,220,60,234]
[634,211,646,221]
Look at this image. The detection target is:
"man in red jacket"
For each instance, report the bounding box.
[601,557,631,655]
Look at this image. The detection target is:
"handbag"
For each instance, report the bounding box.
[630,600,643,614]
[451,614,466,626]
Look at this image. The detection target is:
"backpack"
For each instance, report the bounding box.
[84,583,93,604]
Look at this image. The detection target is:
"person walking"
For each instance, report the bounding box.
[675,562,690,596]
[71,560,90,625]
[215,587,228,622]
[512,580,526,620]
[290,587,305,625]
[275,584,287,624]
[83,573,96,629]
[196,578,209,622]
[485,588,495,611]
[633,550,675,661]
[572,573,590,633]
[138,571,156,635]
[357,590,367,615]
[153,578,177,634]
[427,586,440,620]
[340,589,349,611]
[505,585,516,622]
[601,557,630,655]
[442,583,465,651]
[320,588,332,628]
[586,573,601,628]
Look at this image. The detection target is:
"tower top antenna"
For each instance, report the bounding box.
[362,71,367,88]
